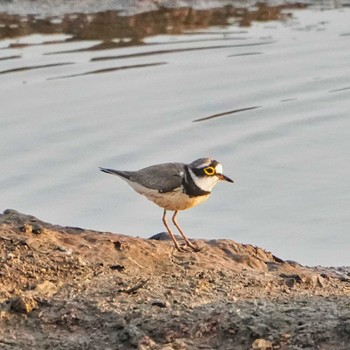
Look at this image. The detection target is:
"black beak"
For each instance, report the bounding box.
[217,174,234,183]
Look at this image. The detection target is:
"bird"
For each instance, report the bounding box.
[100,158,233,251]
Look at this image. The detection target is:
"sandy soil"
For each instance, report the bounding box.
[0,209,349,349]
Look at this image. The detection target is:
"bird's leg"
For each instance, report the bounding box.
[172,211,200,252]
[162,209,183,251]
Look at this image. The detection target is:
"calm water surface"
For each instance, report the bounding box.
[1,2,349,266]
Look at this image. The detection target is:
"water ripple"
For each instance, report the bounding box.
[193,106,261,123]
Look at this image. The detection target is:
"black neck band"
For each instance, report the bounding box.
[182,166,211,198]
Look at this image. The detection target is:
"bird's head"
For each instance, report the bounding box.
[187,158,233,192]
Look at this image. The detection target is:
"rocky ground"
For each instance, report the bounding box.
[0,209,349,350]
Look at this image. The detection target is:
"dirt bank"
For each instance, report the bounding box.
[0,209,349,349]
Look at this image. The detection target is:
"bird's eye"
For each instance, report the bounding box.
[203,166,215,176]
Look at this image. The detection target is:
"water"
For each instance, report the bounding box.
[1,2,349,266]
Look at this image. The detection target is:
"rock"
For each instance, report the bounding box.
[151,300,169,308]
[0,209,349,350]
[10,295,38,314]
[3,209,20,215]
[32,226,44,235]
[33,280,58,297]
[280,273,303,283]
[149,232,181,241]
[251,338,273,350]
[285,278,297,288]
[336,313,350,338]
[113,240,130,250]
[316,275,327,288]
[280,273,326,288]
[19,224,32,233]
[137,335,158,350]
[109,264,125,271]
[56,245,73,254]
[303,274,326,288]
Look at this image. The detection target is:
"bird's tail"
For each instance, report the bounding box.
[99,167,131,180]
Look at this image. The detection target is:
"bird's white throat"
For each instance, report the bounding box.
[188,168,220,192]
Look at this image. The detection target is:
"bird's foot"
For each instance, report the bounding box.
[173,241,201,253]
[188,243,202,252]
[177,247,189,253]
[173,243,187,253]
[183,241,201,252]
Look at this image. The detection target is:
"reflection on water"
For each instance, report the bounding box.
[0,3,304,48]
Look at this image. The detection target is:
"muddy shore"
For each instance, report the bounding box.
[0,209,349,349]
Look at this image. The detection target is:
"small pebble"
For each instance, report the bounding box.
[32,227,44,235]
[151,300,168,308]
[19,224,32,233]
[56,246,73,254]
[109,264,125,271]
[251,338,273,350]
[10,295,38,314]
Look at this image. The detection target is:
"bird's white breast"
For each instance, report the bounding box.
[122,178,210,211]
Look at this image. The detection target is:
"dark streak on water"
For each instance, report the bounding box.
[90,42,274,62]
[329,86,350,93]
[48,62,167,80]
[0,55,21,61]
[193,105,261,123]
[184,30,249,35]
[43,37,251,55]
[0,62,74,75]
[280,98,297,102]
[228,52,262,57]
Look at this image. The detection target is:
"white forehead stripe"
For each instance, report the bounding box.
[215,164,223,174]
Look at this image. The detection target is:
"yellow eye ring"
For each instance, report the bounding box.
[203,166,215,176]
